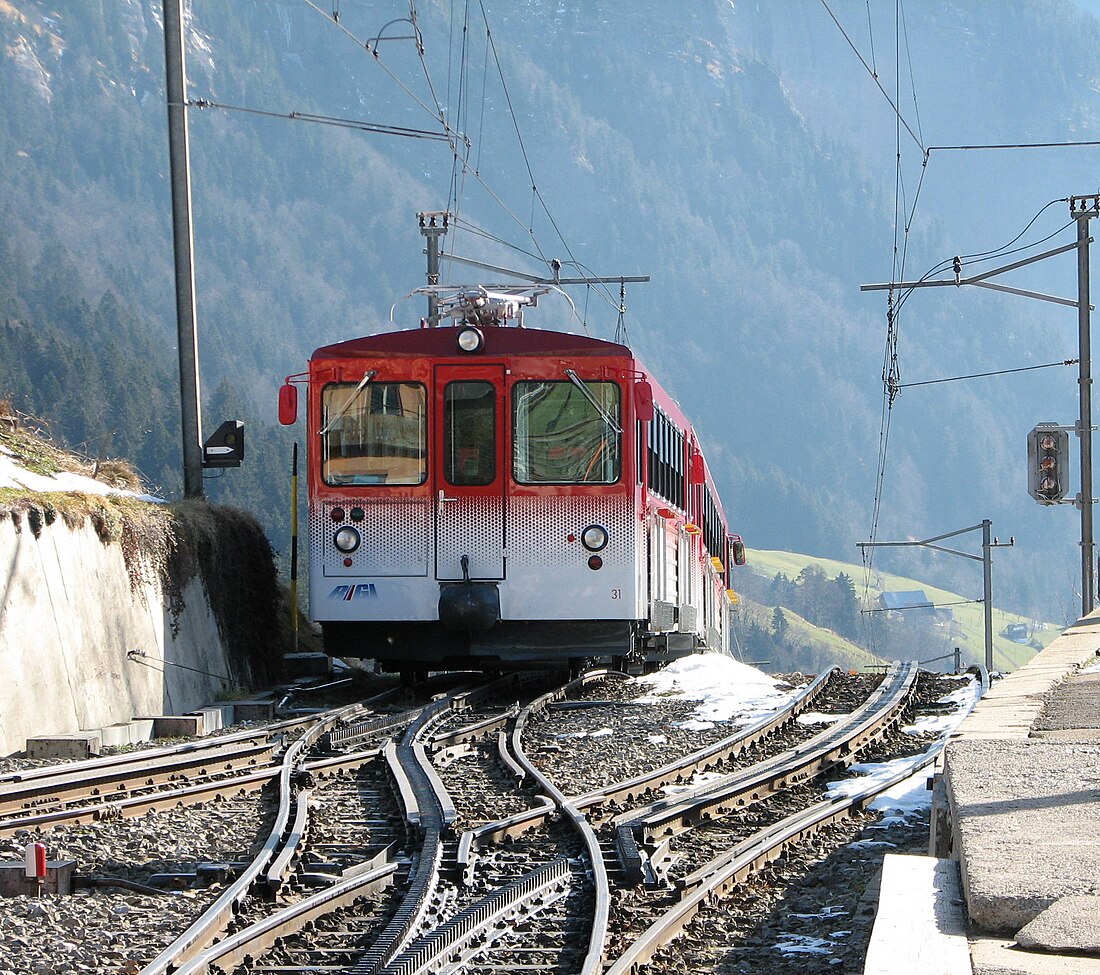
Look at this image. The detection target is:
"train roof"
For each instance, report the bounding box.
[312,326,632,361]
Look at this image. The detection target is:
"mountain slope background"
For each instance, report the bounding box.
[1,0,1098,631]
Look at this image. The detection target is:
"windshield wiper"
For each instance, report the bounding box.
[564,368,622,434]
[319,369,377,435]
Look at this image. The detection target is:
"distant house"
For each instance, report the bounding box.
[879,590,935,613]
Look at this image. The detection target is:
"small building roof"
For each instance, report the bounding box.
[879,590,934,611]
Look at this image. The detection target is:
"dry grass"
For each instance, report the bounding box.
[0,402,146,490]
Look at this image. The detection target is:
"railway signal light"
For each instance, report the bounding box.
[203,420,245,469]
[1028,424,1070,504]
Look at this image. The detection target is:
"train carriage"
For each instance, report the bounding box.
[279,289,745,673]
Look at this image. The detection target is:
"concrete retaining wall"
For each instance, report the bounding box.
[0,515,238,757]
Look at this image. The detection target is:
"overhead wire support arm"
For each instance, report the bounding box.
[860,239,1087,309]
[441,252,649,287]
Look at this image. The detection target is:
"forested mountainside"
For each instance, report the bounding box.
[1,0,1098,627]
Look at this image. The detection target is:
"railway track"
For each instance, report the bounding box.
[0,660,979,975]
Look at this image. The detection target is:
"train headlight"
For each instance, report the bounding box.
[581,524,609,552]
[334,526,361,554]
[457,326,484,353]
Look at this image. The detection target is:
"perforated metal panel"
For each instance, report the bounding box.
[508,495,633,565]
[437,496,504,580]
[311,500,429,577]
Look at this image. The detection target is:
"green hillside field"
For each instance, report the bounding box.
[740,550,1062,673]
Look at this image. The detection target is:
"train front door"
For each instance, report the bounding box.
[433,364,507,581]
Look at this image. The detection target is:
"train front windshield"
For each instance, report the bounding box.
[513,380,621,484]
[321,382,427,485]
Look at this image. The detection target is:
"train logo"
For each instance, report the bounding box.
[329,584,379,602]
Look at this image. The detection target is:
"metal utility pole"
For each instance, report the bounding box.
[861,194,1098,617]
[858,521,1013,671]
[419,211,449,326]
[163,0,204,497]
[1075,198,1096,614]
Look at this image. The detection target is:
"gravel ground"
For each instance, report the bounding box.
[0,795,275,975]
[0,669,962,974]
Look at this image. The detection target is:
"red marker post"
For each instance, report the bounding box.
[24,842,46,896]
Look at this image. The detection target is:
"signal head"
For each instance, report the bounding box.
[1028,424,1070,505]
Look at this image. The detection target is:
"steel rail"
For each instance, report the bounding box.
[452,666,837,851]
[0,685,411,790]
[389,672,616,975]
[0,740,276,816]
[0,681,409,808]
[390,664,832,974]
[343,676,527,974]
[0,722,296,789]
[340,673,590,974]
[167,860,400,975]
[574,667,838,813]
[0,747,395,835]
[601,719,960,974]
[504,670,615,975]
[322,708,425,752]
[138,697,376,975]
[375,858,574,975]
[616,661,918,843]
[430,703,519,751]
[0,764,284,835]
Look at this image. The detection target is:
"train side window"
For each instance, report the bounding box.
[513,380,621,484]
[321,381,427,486]
[444,381,496,486]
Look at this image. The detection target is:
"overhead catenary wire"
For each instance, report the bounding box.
[896,359,1078,389]
[288,0,629,334]
[819,0,925,154]
[927,139,1100,152]
[817,3,1093,646]
[864,0,878,78]
[863,1,913,645]
[860,597,984,615]
[186,98,450,141]
[827,0,929,650]
[300,0,450,133]
[891,199,1072,321]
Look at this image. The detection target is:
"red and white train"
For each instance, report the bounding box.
[279,288,745,674]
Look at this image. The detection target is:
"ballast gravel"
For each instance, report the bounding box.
[0,797,273,975]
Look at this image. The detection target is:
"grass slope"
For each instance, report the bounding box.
[742,549,1060,673]
[733,600,886,674]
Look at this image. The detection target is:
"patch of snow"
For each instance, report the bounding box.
[847,839,897,852]
[633,652,795,727]
[0,446,164,503]
[826,674,982,825]
[772,934,837,956]
[789,905,848,919]
[797,711,843,725]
